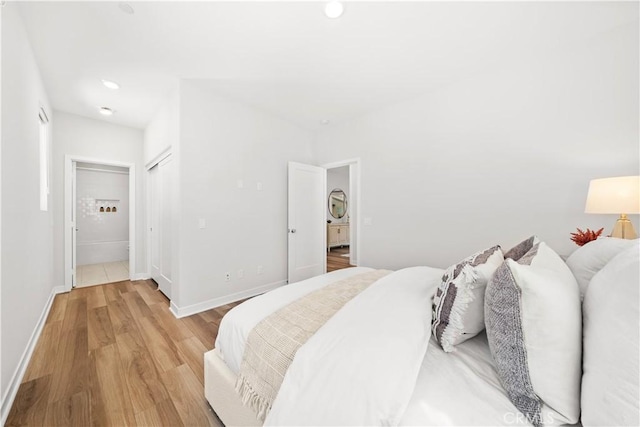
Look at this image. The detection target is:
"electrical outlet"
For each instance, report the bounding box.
[225,272,231,281]
[257,265,263,275]
[237,269,244,279]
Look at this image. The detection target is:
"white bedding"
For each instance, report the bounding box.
[403,332,533,426]
[267,266,442,425]
[215,266,374,375]
[215,266,527,426]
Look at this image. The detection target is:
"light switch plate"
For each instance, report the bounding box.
[198,218,206,229]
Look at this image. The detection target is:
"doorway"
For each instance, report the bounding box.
[287,159,360,284]
[324,159,359,272]
[326,166,353,272]
[64,156,136,291]
[75,162,130,286]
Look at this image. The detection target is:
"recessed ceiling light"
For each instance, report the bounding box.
[321,119,330,125]
[118,2,134,15]
[325,1,344,19]
[101,79,120,90]
[99,107,115,116]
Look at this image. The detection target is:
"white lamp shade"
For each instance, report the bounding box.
[585,176,640,214]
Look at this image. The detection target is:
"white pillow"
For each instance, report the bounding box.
[565,237,637,300]
[485,241,582,426]
[431,245,504,352]
[581,243,639,427]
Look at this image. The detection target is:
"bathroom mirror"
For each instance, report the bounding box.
[328,189,348,219]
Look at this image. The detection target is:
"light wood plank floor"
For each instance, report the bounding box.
[6,280,243,426]
[327,246,353,272]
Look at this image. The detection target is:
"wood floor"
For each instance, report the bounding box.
[6,279,243,426]
[327,246,353,272]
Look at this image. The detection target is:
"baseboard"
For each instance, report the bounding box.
[1,285,66,425]
[169,280,286,318]
[130,273,150,281]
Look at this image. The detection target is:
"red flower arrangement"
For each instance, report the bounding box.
[570,227,604,246]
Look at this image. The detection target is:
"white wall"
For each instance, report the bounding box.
[76,167,130,265]
[52,112,145,283]
[327,166,350,223]
[144,88,179,165]
[313,23,639,269]
[175,81,314,311]
[1,1,54,410]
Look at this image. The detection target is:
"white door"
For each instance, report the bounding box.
[288,162,326,283]
[149,155,173,297]
[71,161,77,287]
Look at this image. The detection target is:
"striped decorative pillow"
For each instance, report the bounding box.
[485,240,581,426]
[432,245,503,352]
[503,235,540,261]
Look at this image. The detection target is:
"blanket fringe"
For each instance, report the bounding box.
[235,374,271,422]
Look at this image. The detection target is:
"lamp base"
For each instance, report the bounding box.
[610,214,637,239]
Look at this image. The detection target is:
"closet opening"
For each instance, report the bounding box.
[146,151,173,299]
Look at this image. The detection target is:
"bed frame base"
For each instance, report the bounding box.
[204,349,262,426]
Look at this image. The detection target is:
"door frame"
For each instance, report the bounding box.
[322,158,361,267]
[64,155,136,291]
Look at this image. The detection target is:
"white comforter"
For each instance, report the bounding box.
[216,266,527,426]
[267,266,443,425]
[215,266,376,375]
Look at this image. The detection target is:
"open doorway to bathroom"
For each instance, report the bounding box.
[65,156,136,291]
[74,162,130,287]
[324,159,359,272]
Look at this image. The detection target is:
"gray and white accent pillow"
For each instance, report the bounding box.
[485,241,581,427]
[432,245,503,352]
[503,235,540,261]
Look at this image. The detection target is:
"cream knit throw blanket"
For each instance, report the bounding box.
[235,269,391,421]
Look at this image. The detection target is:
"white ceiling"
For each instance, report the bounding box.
[17,1,638,131]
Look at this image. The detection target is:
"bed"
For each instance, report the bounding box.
[204,238,640,426]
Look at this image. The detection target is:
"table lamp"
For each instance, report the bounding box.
[585,176,640,239]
